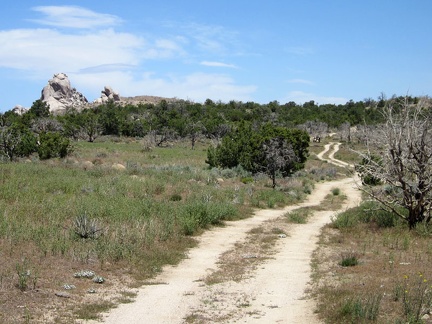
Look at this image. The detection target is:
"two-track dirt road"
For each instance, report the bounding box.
[88,142,361,324]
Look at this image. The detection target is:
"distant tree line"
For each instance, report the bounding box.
[0,94,421,162]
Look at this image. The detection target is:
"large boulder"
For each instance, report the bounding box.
[94,86,121,104]
[11,105,28,115]
[41,73,88,113]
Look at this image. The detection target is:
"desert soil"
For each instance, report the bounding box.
[87,142,361,324]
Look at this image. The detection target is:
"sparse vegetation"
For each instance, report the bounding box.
[286,208,311,224]
[2,94,431,322]
[313,200,432,323]
[0,137,325,322]
[339,251,360,267]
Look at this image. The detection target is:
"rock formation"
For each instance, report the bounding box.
[11,105,28,115]
[41,73,88,113]
[94,86,121,104]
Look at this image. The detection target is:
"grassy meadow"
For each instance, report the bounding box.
[0,137,340,323]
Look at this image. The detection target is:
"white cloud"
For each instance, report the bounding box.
[200,61,238,69]
[71,71,256,103]
[0,28,143,73]
[30,6,122,29]
[282,91,347,105]
[177,22,241,55]
[147,38,187,59]
[0,6,255,106]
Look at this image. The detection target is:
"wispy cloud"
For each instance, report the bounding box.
[0,6,255,105]
[0,28,143,73]
[29,6,122,29]
[287,78,314,85]
[72,71,257,103]
[200,61,238,69]
[78,64,136,74]
[147,38,187,59]
[177,22,241,55]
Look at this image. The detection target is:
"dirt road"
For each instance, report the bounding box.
[91,142,361,323]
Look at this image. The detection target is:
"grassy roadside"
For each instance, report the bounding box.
[0,137,340,323]
[312,201,432,323]
[309,140,432,323]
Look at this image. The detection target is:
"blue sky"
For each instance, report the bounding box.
[0,1,431,112]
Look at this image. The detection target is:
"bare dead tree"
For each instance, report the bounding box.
[187,121,206,150]
[31,118,63,134]
[298,121,328,140]
[355,97,432,228]
[353,124,377,144]
[0,126,21,161]
[338,121,351,142]
[262,137,298,189]
[149,128,177,147]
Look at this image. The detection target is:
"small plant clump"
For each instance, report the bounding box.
[92,276,105,284]
[73,213,103,239]
[340,294,382,321]
[286,208,311,224]
[73,270,105,284]
[339,251,359,267]
[15,258,38,291]
[74,270,96,279]
[169,193,182,201]
[331,187,340,196]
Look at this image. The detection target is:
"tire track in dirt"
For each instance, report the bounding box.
[88,142,360,324]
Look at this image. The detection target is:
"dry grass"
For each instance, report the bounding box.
[201,187,348,291]
[333,141,363,165]
[312,216,432,323]
[204,222,287,286]
[1,137,328,323]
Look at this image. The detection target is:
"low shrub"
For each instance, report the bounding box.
[286,208,311,224]
[332,201,399,229]
[339,294,381,321]
[340,251,360,267]
[331,187,340,196]
[179,201,237,235]
[241,176,254,184]
[73,213,103,239]
[169,194,182,201]
[38,132,73,159]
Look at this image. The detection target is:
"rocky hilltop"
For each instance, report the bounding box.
[38,73,176,114]
[41,73,89,113]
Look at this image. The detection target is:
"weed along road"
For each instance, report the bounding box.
[87,143,361,323]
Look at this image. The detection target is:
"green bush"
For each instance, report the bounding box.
[241,177,254,184]
[206,122,309,177]
[339,294,381,321]
[0,124,38,160]
[286,208,311,224]
[37,132,73,159]
[179,201,237,235]
[332,201,399,229]
[169,194,182,201]
[331,187,340,196]
[340,252,359,267]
